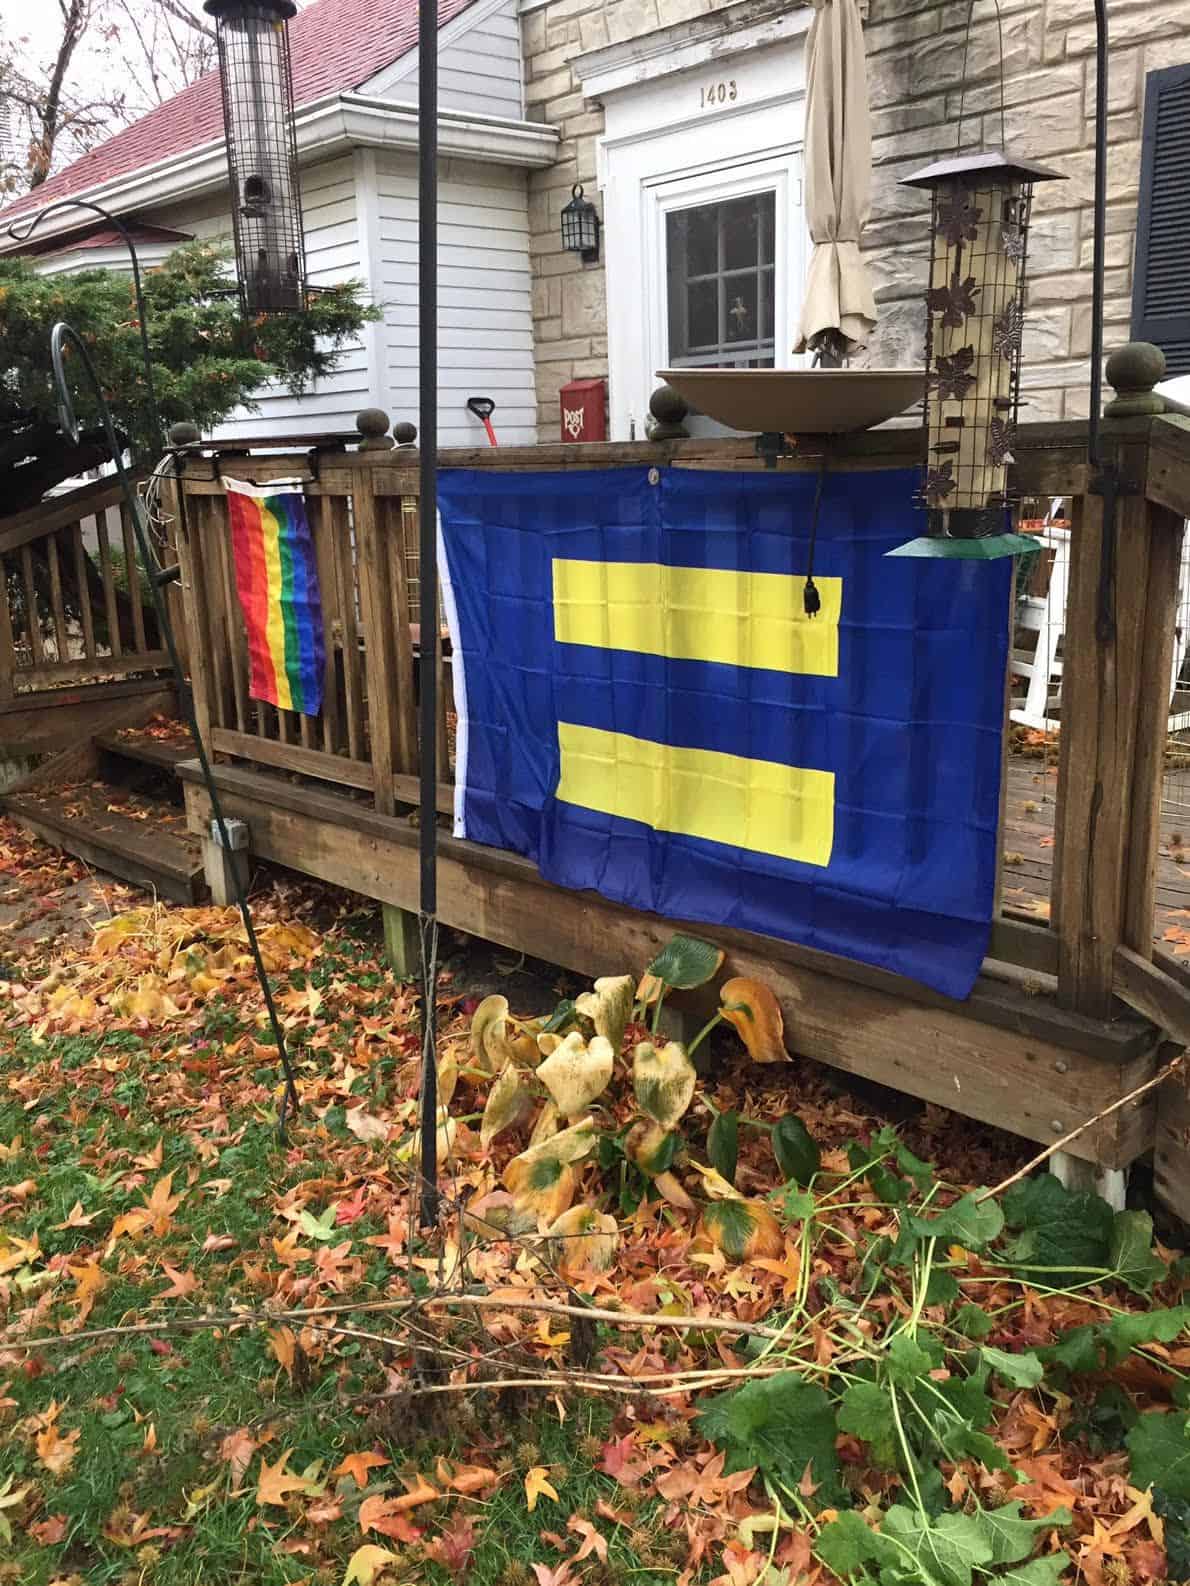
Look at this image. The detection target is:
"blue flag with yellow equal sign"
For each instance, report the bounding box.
[438,466,1010,1000]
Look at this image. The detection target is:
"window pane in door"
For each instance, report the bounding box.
[666,189,777,368]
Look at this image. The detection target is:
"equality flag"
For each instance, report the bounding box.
[438,466,1010,1000]
[225,476,325,716]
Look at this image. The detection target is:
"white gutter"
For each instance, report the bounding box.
[0,93,559,254]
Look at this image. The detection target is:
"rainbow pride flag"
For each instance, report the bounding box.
[225,477,325,716]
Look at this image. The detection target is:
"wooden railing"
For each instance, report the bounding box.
[0,473,169,698]
[172,366,1190,1037]
[174,454,446,817]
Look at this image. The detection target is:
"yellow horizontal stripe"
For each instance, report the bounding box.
[556,722,834,868]
[553,560,841,677]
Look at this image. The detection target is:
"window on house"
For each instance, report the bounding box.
[665,191,776,368]
[1132,62,1190,375]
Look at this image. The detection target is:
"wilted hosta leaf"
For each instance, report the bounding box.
[547,1205,619,1276]
[633,1040,696,1128]
[503,1156,577,1223]
[706,1109,738,1185]
[463,1188,537,1239]
[503,1117,596,1219]
[701,1198,784,1262]
[470,994,515,1072]
[689,1160,742,1200]
[480,1063,535,1149]
[436,1047,459,1108]
[529,1099,561,1147]
[537,1031,614,1118]
[625,1119,679,1178]
[395,1106,456,1167]
[574,974,634,1051]
[720,978,788,1064]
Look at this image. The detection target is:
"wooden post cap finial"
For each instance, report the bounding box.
[168,421,201,447]
[356,407,395,450]
[647,382,690,441]
[393,421,417,445]
[1104,341,1168,418]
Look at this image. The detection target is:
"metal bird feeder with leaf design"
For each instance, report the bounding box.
[204,0,308,315]
[889,150,1064,558]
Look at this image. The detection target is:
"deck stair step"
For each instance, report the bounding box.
[94,730,195,806]
[2,723,204,903]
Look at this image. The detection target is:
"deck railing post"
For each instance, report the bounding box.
[352,417,402,816]
[1054,345,1174,1016]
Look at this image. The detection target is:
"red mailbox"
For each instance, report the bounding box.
[560,377,607,443]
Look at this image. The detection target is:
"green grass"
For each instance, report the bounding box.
[0,937,684,1586]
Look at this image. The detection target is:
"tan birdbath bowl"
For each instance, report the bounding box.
[656,368,924,436]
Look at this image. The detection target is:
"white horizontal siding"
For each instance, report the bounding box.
[143,156,372,441]
[372,150,536,447]
[363,0,523,121]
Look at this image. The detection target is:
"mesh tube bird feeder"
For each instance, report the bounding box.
[204,0,307,315]
[890,151,1064,559]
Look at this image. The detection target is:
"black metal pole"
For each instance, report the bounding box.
[417,0,440,1224]
[5,198,163,454]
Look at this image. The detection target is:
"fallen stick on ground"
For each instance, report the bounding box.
[0,1291,786,1355]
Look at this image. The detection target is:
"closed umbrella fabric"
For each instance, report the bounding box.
[794,0,878,357]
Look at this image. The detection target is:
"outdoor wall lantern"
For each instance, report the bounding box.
[561,184,601,264]
[889,151,1065,558]
[203,0,308,315]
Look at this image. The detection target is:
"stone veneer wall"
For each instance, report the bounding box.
[520,0,1190,438]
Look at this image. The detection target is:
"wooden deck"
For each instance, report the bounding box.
[1001,753,1190,951]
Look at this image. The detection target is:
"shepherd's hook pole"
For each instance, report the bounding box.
[6,199,163,454]
[417,0,441,1225]
[49,321,302,1138]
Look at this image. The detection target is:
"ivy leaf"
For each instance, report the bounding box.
[925,1269,961,1306]
[1001,1174,1114,1286]
[954,1303,993,1340]
[707,1110,738,1186]
[815,1511,896,1577]
[886,1332,941,1387]
[906,1191,1003,1252]
[941,1423,1017,1474]
[848,1140,910,1205]
[1127,1412,1190,1499]
[696,1370,842,1502]
[1038,1323,1104,1375]
[1105,1305,1190,1366]
[998,1558,1072,1586]
[981,1346,1045,1390]
[972,1501,1072,1566]
[881,1505,993,1586]
[839,1381,898,1468]
[1108,1209,1167,1294]
[872,1126,935,1192]
[1154,1488,1190,1580]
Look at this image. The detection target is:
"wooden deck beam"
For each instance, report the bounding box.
[179,759,1156,1170]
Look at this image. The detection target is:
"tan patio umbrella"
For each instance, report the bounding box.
[794,0,878,363]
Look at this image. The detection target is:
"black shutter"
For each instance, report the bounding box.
[1132,62,1190,375]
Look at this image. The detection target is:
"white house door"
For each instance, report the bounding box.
[593,24,809,440]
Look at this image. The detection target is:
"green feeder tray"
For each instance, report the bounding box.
[886,532,1039,559]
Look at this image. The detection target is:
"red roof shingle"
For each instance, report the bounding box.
[0,0,478,224]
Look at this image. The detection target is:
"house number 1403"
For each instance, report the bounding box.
[701,80,738,107]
